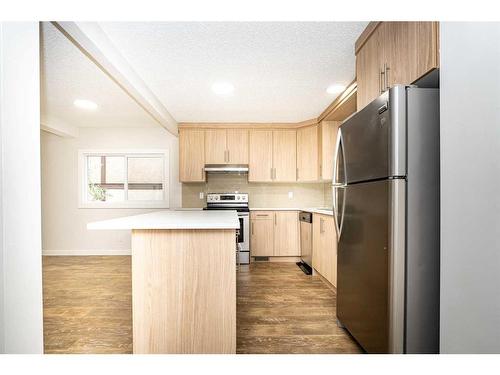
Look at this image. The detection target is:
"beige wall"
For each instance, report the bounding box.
[183,174,331,209]
[41,126,181,255]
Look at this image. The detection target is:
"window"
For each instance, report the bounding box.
[78,150,169,208]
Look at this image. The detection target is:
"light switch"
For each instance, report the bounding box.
[288,191,293,199]
[199,192,204,200]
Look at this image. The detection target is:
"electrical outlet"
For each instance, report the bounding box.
[288,191,293,199]
[199,192,204,200]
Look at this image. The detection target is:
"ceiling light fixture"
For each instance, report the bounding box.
[326,84,346,95]
[73,99,98,110]
[211,82,234,97]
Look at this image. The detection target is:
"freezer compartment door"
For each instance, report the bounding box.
[336,179,406,353]
[340,86,406,183]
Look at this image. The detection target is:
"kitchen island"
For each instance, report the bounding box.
[88,210,239,354]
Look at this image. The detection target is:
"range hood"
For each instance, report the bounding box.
[204,164,249,174]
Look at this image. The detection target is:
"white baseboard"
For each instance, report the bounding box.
[42,249,131,256]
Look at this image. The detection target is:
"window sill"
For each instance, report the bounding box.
[78,201,170,209]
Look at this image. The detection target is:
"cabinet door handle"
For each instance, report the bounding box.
[384,63,390,92]
[380,69,385,94]
[296,167,299,180]
[270,167,273,180]
[274,213,277,226]
[251,222,254,235]
[379,69,382,94]
[320,218,324,233]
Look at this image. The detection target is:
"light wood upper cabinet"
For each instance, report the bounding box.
[205,129,249,165]
[318,121,339,181]
[250,212,274,257]
[416,22,440,79]
[179,129,205,182]
[274,211,300,256]
[205,129,227,164]
[312,214,337,287]
[180,121,343,183]
[272,130,297,182]
[356,21,439,110]
[249,130,273,182]
[249,130,296,182]
[356,24,384,110]
[383,22,418,89]
[226,129,248,164]
[297,125,319,182]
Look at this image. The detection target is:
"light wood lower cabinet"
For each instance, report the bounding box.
[250,211,300,257]
[274,211,300,256]
[312,213,337,287]
[250,212,274,257]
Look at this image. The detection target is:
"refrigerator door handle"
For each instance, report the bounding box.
[332,128,347,239]
[333,185,347,240]
[332,186,340,237]
[332,128,344,187]
[338,185,347,239]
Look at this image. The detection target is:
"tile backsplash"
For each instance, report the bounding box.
[182,174,332,209]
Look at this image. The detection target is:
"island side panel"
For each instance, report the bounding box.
[131,229,236,354]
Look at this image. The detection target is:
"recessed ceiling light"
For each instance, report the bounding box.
[211,82,234,97]
[326,84,346,95]
[73,99,98,110]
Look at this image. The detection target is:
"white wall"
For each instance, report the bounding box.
[440,22,500,353]
[41,126,181,255]
[0,22,44,353]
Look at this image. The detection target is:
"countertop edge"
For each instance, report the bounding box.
[249,207,334,216]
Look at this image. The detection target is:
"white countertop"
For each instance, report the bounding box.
[87,210,240,230]
[250,207,334,216]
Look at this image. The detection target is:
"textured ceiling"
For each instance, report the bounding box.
[99,22,368,122]
[40,22,158,128]
[41,22,367,127]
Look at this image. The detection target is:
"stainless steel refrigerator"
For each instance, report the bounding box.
[332,85,440,354]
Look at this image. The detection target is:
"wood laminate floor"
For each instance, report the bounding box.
[43,256,132,354]
[42,256,362,354]
[236,262,362,354]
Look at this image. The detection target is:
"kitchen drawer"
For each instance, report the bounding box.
[250,211,274,220]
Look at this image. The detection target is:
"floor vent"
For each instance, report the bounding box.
[254,256,270,262]
[296,261,312,275]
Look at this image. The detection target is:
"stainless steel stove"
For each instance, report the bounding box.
[204,193,249,264]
